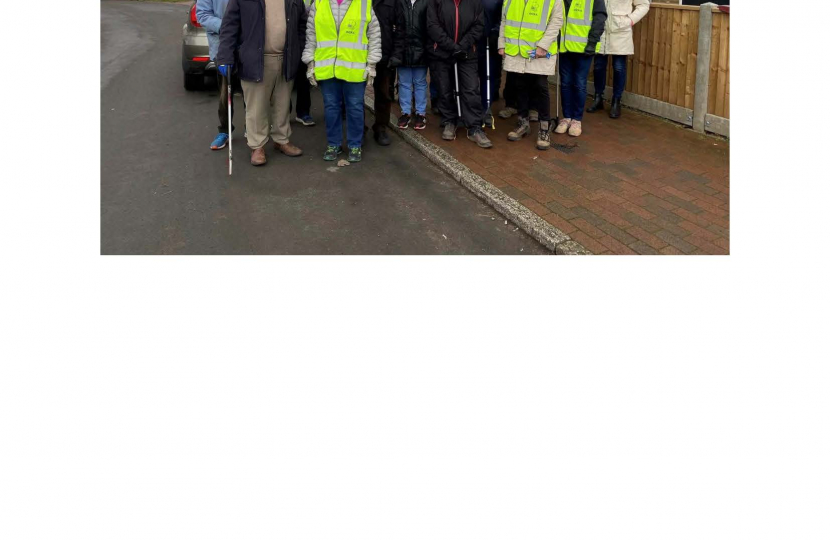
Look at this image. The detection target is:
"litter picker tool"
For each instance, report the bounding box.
[227,72,233,176]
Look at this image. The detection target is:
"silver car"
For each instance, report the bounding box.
[181,1,215,90]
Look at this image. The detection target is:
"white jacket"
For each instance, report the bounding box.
[598,0,649,56]
[497,0,564,76]
[302,0,382,71]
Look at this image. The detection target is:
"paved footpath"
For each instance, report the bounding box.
[389,87,730,255]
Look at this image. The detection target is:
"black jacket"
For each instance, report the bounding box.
[216,0,307,82]
[562,0,607,54]
[426,0,484,61]
[390,0,429,67]
[373,0,397,68]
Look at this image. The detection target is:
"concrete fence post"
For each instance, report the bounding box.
[693,3,716,133]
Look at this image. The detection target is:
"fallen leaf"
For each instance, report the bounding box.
[337,159,350,167]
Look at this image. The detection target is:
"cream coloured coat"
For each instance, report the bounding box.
[598,0,649,56]
[497,0,564,76]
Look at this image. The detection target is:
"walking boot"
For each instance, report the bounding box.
[529,109,539,122]
[587,94,604,113]
[609,98,622,119]
[467,128,493,149]
[507,117,531,141]
[442,122,457,141]
[250,147,267,166]
[498,106,517,119]
[536,121,551,151]
[274,141,303,157]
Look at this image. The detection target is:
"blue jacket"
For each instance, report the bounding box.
[196,0,230,61]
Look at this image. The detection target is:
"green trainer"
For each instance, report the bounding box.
[347,147,362,163]
[323,145,343,161]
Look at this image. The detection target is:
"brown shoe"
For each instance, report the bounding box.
[274,141,303,157]
[250,147,267,166]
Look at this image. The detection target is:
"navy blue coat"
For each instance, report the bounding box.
[216,0,307,82]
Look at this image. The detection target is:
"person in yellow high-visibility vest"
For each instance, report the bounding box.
[302,0,382,162]
[554,0,606,137]
[497,0,563,150]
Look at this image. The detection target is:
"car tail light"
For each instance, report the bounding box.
[190,4,201,27]
[192,57,210,62]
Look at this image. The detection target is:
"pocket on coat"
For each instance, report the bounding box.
[610,14,632,33]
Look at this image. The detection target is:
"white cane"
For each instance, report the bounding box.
[227,70,233,176]
[454,62,462,123]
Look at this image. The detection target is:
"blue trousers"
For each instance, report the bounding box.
[320,78,366,149]
[593,54,628,100]
[559,52,594,121]
[397,67,428,116]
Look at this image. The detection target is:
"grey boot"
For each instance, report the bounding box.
[507,117,531,141]
[536,121,551,151]
[442,122,457,140]
[467,128,493,149]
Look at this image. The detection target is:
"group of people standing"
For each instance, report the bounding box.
[196,0,649,166]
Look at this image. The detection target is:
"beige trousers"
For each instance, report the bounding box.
[241,54,294,149]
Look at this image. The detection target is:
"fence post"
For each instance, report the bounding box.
[693,3,715,133]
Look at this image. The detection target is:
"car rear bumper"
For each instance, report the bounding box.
[182,23,214,75]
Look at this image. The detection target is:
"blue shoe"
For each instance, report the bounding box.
[296,115,315,126]
[210,132,229,150]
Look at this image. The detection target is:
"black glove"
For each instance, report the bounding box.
[452,48,467,61]
[388,56,402,68]
[584,42,597,56]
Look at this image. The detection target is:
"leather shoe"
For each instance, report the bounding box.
[274,141,303,157]
[609,98,622,119]
[250,147,266,166]
[374,129,391,146]
[587,94,604,113]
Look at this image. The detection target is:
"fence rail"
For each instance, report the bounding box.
[585,2,729,136]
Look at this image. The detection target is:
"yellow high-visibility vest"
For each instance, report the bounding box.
[503,0,557,58]
[562,0,600,53]
[314,0,371,83]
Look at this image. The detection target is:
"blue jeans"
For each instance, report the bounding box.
[559,53,594,121]
[397,67,428,115]
[320,78,366,149]
[593,54,627,100]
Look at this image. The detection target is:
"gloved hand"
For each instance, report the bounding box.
[364,65,376,87]
[306,61,318,87]
[452,48,467,62]
[584,43,597,56]
[218,64,232,78]
[388,56,402,68]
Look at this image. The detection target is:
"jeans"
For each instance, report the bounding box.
[593,54,627,100]
[559,52,594,121]
[397,67,428,115]
[320,78,366,149]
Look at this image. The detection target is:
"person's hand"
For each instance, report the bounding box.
[535,47,547,59]
[452,48,467,62]
[306,61,318,87]
[584,43,596,56]
[629,15,634,27]
[364,65,376,86]
[218,64,232,78]
[388,56,401,68]
[498,48,505,56]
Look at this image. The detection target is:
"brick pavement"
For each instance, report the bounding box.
[384,86,729,255]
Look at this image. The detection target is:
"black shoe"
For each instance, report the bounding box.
[609,98,622,119]
[397,114,411,129]
[587,94,604,113]
[374,129,391,146]
[413,114,427,130]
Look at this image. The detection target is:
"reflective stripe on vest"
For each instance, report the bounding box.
[314,0,371,83]
[503,0,556,58]
[562,0,600,53]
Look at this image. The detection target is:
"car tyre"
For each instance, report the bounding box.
[184,72,203,91]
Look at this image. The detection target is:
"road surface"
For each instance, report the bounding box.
[101,0,547,254]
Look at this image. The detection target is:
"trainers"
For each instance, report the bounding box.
[323,145,343,161]
[296,115,315,126]
[413,114,427,130]
[536,121,551,150]
[442,122,457,141]
[554,118,572,134]
[397,114,412,129]
[508,117,531,141]
[568,120,583,137]
[498,106,517,119]
[250,147,267,166]
[467,128,493,149]
[529,109,539,122]
[210,132,229,150]
[347,146,362,162]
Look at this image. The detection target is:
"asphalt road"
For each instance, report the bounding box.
[100,0,547,254]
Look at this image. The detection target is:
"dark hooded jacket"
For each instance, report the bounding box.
[216,0,307,82]
[390,0,430,67]
[426,0,484,61]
